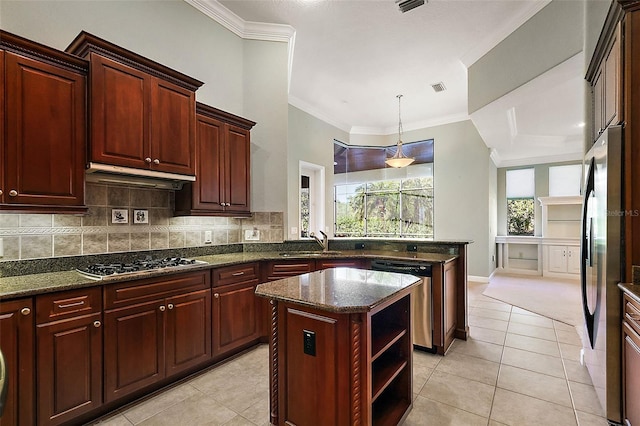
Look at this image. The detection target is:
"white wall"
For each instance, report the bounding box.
[0,0,290,214]
[468,0,584,114]
[350,120,494,279]
[287,105,349,238]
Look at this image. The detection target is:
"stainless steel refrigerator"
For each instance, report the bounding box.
[581,125,623,424]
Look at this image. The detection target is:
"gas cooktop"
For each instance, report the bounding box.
[76,257,207,280]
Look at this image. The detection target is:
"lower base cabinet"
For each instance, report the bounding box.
[103,271,211,402]
[35,287,103,426]
[623,292,640,426]
[212,263,261,356]
[0,298,34,426]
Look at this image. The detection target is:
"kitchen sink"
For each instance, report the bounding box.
[278,251,343,257]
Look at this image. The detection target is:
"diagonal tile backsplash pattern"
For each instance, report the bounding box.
[0,183,284,261]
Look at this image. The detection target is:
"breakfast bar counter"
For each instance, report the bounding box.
[255,267,421,426]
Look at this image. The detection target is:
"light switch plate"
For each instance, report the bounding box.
[245,229,260,241]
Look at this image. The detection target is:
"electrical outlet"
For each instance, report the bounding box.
[204,231,212,244]
[245,229,260,241]
[303,330,316,356]
[355,243,365,250]
[406,244,418,252]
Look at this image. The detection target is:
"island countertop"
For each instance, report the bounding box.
[255,267,421,313]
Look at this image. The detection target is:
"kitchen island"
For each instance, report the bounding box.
[255,267,421,426]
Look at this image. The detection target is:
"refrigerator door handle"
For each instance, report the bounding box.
[581,157,596,348]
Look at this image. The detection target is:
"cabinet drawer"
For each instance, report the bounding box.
[105,270,210,310]
[213,263,259,287]
[624,293,640,336]
[263,260,315,281]
[36,286,101,324]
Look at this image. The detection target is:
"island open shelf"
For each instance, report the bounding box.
[255,267,420,426]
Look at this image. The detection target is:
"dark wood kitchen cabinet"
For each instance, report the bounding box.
[212,263,261,356]
[35,287,102,426]
[1,30,87,213]
[623,292,640,426]
[0,298,34,426]
[588,16,622,143]
[66,31,203,176]
[262,259,315,281]
[103,270,211,403]
[175,103,255,216]
[433,259,458,355]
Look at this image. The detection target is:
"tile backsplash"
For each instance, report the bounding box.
[0,183,284,261]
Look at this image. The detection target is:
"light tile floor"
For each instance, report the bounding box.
[92,281,606,425]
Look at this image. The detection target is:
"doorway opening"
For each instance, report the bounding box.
[299,161,325,239]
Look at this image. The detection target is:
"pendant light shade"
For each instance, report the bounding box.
[385,94,415,168]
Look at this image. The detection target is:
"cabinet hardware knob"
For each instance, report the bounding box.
[153,159,160,165]
[168,304,174,310]
[145,157,152,163]
[226,203,231,206]
[220,203,225,206]
[214,293,219,298]
[159,305,166,311]
[20,307,31,316]
[93,320,101,328]
[9,190,17,197]
[270,300,274,305]
[0,189,3,196]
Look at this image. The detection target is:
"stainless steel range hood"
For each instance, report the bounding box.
[85,162,195,190]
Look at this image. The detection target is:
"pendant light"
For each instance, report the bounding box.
[385,94,415,168]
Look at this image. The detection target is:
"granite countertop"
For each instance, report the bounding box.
[619,283,640,304]
[0,249,457,300]
[255,267,421,313]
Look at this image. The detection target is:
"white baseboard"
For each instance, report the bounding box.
[468,275,490,283]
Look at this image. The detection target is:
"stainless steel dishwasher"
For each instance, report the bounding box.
[370,259,433,352]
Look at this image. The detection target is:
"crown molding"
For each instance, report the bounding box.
[184,0,295,42]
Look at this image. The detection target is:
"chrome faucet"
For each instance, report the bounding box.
[310,230,329,252]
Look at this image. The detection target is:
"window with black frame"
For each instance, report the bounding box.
[333,140,434,238]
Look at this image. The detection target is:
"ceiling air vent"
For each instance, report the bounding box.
[396,0,425,13]
[431,82,446,93]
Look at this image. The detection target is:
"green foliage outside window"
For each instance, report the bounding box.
[335,177,433,238]
[507,198,534,235]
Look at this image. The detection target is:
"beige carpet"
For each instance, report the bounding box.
[482,273,583,326]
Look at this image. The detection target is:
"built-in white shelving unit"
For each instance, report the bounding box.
[495,196,582,278]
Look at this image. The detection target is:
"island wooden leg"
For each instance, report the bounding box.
[269,299,279,426]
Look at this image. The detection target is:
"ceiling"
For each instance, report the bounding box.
[190,0,584,166]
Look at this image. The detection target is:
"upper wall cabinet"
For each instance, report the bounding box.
[1,31,88,214]
[588,17,623,143]
[174,102,255,217]
[66,31,203,177]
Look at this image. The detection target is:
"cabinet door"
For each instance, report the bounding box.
[36,313,102,425]
[193,114,225,211]
[212,283,260,356]
[604,28,620,128]
[165,290,211,376]
[548,246,568,273]
[0,299,34,426]
[104,301,165,403]
[150,77,195,175]
[90,54,149,169]
[4,52,85,207]
[225,125,250,213]
[567,247,581,274]
[592,66,604,142]
[0,50,5,204]
[624,322,640,426]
